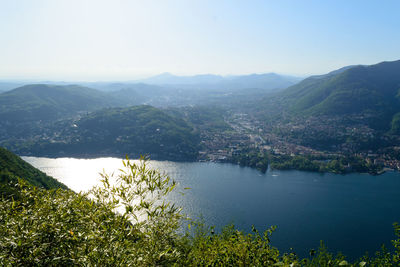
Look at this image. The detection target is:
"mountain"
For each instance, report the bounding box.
[219,73,301,91]
[0,81,25,92]
[0,84,120,123]
[140,73,225,85]
[11,105,200,161]
[107,78,299,108]
[0,147,67,198]
[110,83,166,105]
[268,60,400,130]
[138,72,301,90]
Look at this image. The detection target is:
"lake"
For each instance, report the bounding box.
[23,156,400,260]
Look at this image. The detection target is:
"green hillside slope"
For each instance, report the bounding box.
[0,147,67,197]
[0,84,119,123]
[274,60,400,129]
[12,105,200,161]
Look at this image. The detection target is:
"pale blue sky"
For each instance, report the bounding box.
[0,0,399,81]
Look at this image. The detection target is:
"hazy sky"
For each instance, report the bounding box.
[0,0,399,81]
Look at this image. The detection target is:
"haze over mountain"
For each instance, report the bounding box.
[0,72,301,93]
[137,72,301,91]
[0,72,302,110]
[72,72,302,108]
[0,81,25,93]
[140,73,225,85]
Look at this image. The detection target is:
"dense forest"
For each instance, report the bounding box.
[2,105,200,161]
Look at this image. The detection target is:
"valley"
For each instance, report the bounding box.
[2,60,400,175]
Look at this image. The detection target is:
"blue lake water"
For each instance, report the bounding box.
[23,156,400,260]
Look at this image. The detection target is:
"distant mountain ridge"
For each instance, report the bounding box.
[140,72,225,85]
[0,72,302,93]
[139,72,301,90]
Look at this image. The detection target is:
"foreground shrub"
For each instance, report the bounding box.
[0,182,139,265]
[0,157,184,266]
[1,157,400,266]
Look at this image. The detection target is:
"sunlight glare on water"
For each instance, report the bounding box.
[22,156,134,192]
[22,156,400,260]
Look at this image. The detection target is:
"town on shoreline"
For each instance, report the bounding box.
[198,112,400,175]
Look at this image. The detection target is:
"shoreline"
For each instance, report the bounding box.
[17,151,196,163]
[18,152,395,176]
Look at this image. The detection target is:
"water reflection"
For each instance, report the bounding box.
[23,156,400,260]
[23,156,127,192]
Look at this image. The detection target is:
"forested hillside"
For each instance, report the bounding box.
[0,147,67,198]
[0,84,119,123]
[8,105,200,161]
[272,60,400,130]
